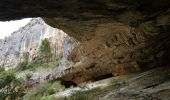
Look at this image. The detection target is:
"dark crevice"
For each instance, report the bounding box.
[58,79,77,88]
[92,73,113,82]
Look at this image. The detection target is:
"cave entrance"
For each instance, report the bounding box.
[62,80,77,88]
[92,73,113,82]
[58,79,77,88]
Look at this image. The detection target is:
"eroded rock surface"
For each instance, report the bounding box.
[58,18,170,84]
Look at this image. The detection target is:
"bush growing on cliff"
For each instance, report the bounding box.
[39,39,51,59]
[0,71,26,99]
[0,67,5,73]
[15,39,51,71]
[15,52,29,71]
[23,81,65,100]
[15,39,62,71]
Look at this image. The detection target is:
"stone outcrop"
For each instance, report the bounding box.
[0,18,66,69]
[0,0,169,84]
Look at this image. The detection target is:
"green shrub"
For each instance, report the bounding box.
[40,94,56,100]
[0,67,5,73]
[0,71,16,89]
[40,39,51,58]
[15,52,29,71]
[68,91,88,100]
[0,71,26,99]
[50,81,65,92]
[25,73,32,82]
[15,61,28,71]
[24,81,65,100]
[55,53,63,66]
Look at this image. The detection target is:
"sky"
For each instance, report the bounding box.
[0,18,31,39]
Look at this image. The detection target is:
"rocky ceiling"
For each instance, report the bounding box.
[0,0,170,83]
[0,0,169,40]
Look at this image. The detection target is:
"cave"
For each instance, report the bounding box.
[58,79,77,88]
[0,0,169,99]
[92,73,113,82]
[0,0,169,93]
[61,80,77,88]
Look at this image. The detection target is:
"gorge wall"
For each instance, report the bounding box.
[0,0,169,84]
[0,18,66,69]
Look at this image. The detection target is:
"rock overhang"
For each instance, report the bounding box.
[0,0,169,35]
[0,0,170,84]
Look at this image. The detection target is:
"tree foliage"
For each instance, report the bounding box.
[0,71,26,99]
[39,39,51,57]
[0,67,5,73]
[0,71,15,89]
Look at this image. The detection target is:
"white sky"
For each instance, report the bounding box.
[0,18,31,39]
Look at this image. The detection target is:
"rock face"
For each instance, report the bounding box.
[50,1,170,84]
[0,0,169,84]
[56,36,80,77]
[0,18,66,69]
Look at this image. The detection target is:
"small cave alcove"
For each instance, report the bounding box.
[58,78,77,88]
[92,73,113,82]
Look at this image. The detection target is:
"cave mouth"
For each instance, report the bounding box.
[61,80,77,88]
[92,73,113,82]
[58,79,77,88]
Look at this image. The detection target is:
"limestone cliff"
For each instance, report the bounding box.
[56,36,80,77]
[0,18,66,69]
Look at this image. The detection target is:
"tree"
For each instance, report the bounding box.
[0,71,26,99]
[40,39,51,56]
[39,39,52,62]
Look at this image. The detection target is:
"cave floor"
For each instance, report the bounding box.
[55,66,170,100]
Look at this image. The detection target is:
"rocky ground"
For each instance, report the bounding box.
[55,66,170,100]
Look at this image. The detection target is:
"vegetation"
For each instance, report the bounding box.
[0,71,26,100]
[25,73,33,82]
[0,39,65,100]
[66,88,101,100]
[15,52,29,71]
[65,84,117,100]
[40,94,56,100]
[0,67,5,73]
[39,38,51,58]
[27,53,62,71]
[15,39,62,71]
[24,81,65,100]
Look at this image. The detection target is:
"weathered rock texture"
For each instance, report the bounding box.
[0,0,169,84]
[55,66,170,100]
[0,18,66,69]
[56,36,80,77]
[52,1,170,84]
